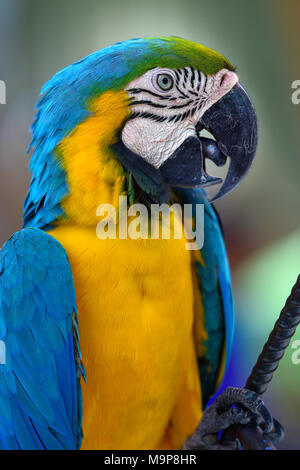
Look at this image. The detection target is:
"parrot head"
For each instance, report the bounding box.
[24,37,257,228]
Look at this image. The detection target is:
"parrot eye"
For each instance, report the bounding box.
[156,73,174,91]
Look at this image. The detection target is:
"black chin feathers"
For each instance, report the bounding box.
[111,138,171,205]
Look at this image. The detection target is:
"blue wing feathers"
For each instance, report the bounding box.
[0,228,83,449]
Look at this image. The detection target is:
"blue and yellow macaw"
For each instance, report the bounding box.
[0,37,264,450]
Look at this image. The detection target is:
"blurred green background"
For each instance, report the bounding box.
[0,0,299,449]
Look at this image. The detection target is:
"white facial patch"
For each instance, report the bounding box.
[122,67,238,168]
[122,115,197,168]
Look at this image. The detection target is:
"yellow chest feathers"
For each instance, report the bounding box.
[48,225,202,449]
[47,90,203,448]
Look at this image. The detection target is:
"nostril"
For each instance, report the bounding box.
[220,73,227,88]
[219,70,238,91]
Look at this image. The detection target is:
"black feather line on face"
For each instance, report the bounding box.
[168,114,178,122]
[127,88,173,100]
[181,110,190,121]
[169,100,193,110]
[183,67,189,80]
[128,110,193,124]
[130,100,168,108]
[128,111,168,123]
[196,70,202,92]
[190,68,195,89]
[175,85,189,99]
[174,69,181,85]
[203,75,208,94]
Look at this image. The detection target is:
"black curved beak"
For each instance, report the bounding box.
[198,82,258,200]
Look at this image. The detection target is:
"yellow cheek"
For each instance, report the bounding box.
[55,90,132,226]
